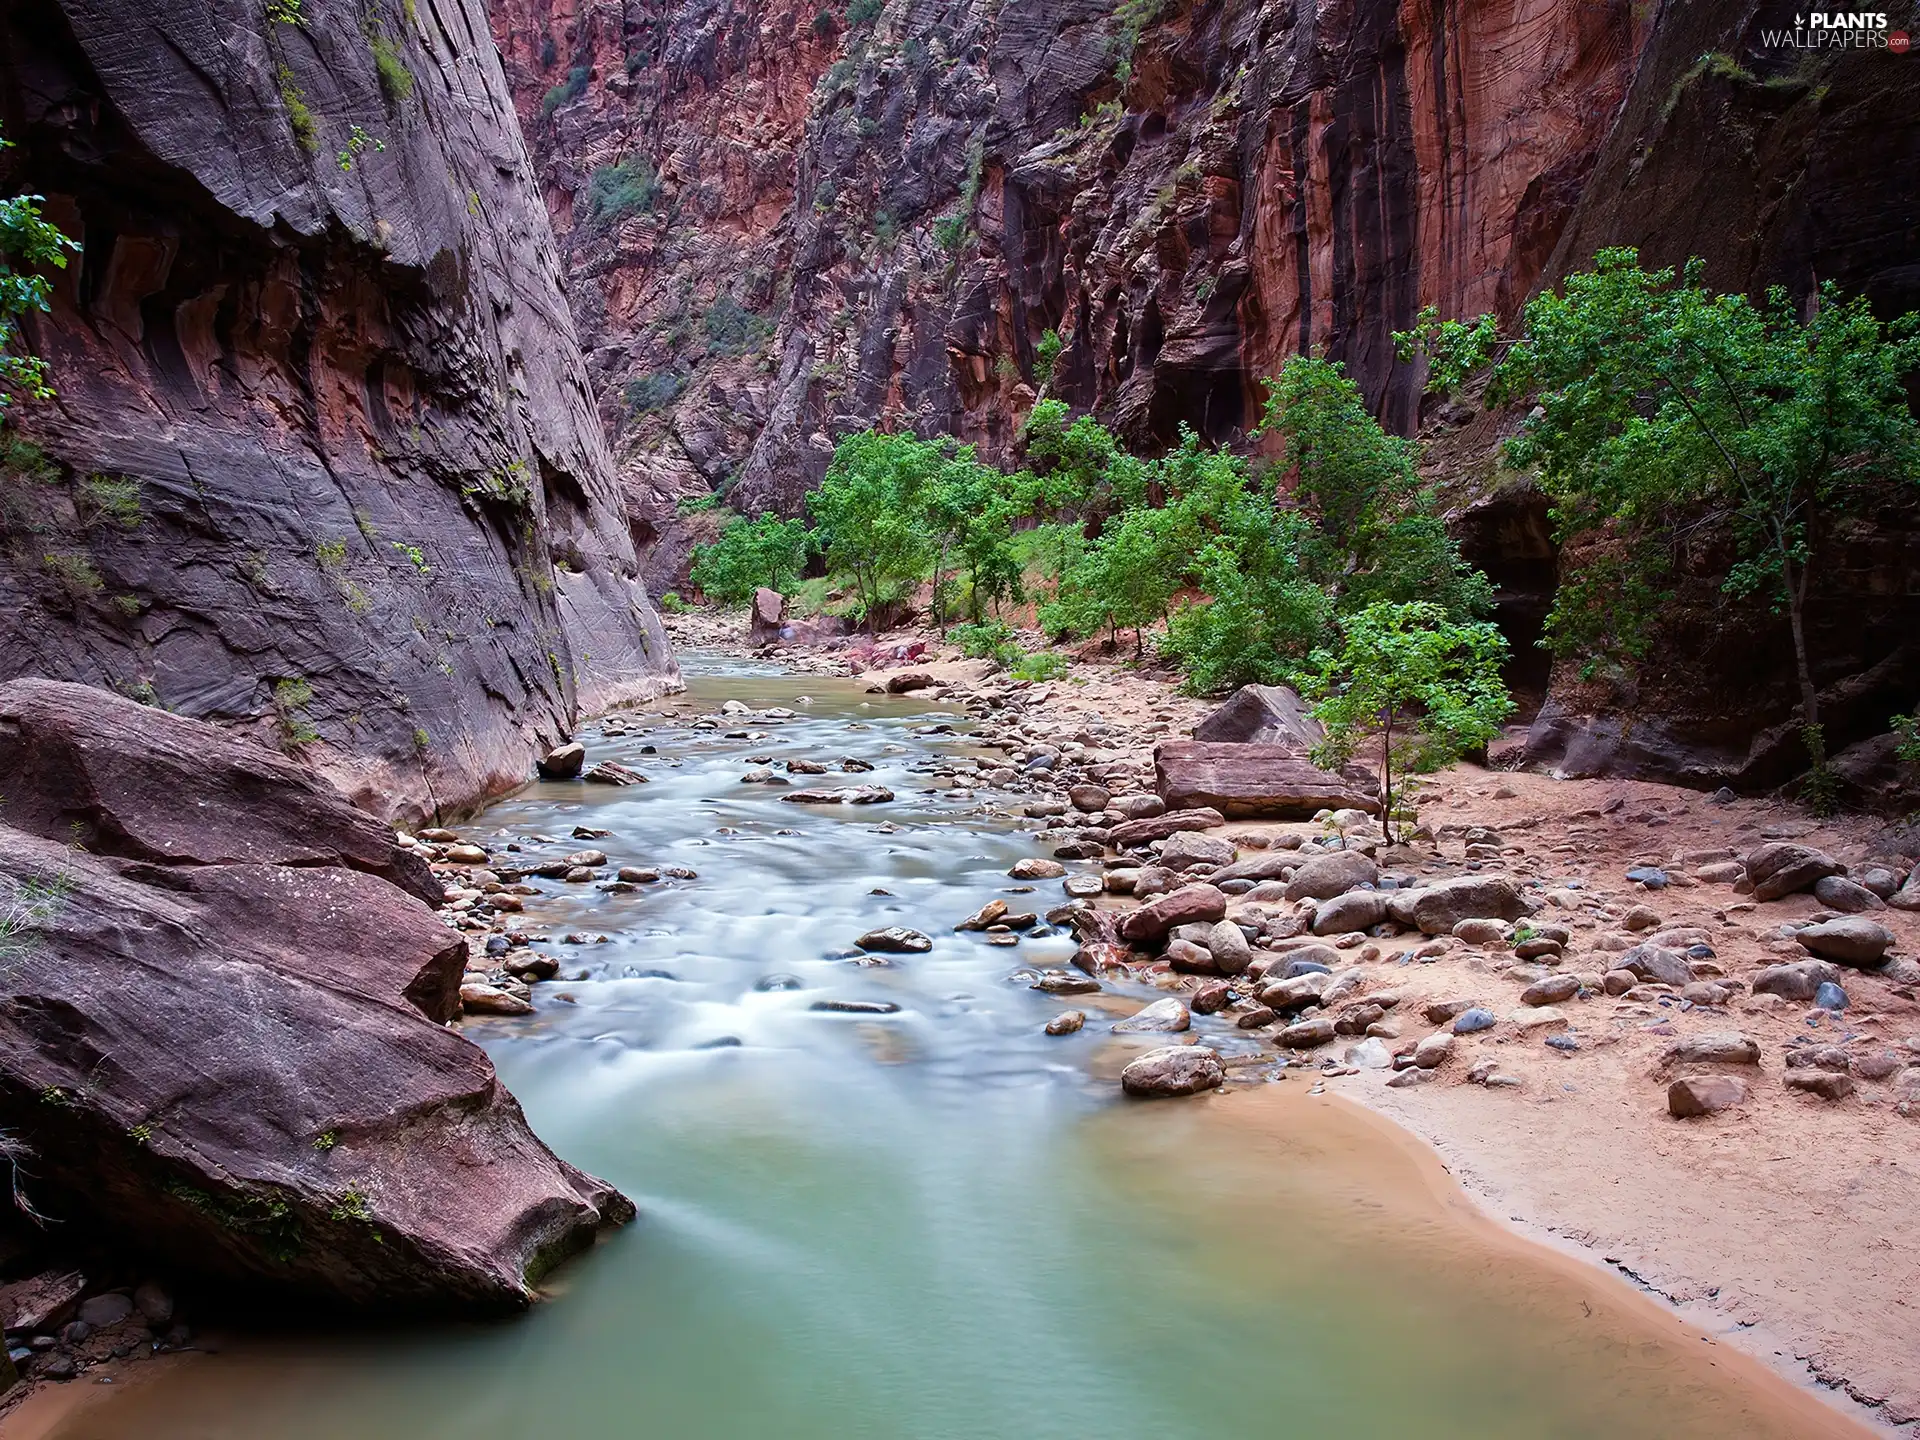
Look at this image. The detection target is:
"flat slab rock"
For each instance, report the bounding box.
[1154,742,1378,819]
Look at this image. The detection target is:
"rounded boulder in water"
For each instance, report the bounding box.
[1452,1007,1497,1035]
[1813,981,1849,1012]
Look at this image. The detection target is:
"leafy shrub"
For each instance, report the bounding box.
[624,370,688,415]
[539,34,558,67]
[368,24,414,103]
[1033,329,1062,385]
[265,0,303,24]
[584,156,661,226]
[542,65,589,118]
[1009,649,1068,682]
[949,619,1017,661]
[703,295,773,357]
[42,551,102,598]
[846,0,883,22]
[0,132,80,413]
[80,474,142,529]
[658,591,688,613]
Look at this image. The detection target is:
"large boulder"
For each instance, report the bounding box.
[748,587,787,647]
[1121,1047,1224,1097]
[1117,883,1228,941]
[1795,917,1895,968]
[1744,842,1845,902]
[1191,685,1324,747]
[1394,876,1529,935]
[1154,742,1378,819]
[1284,852,1379,902]
[0,691,631,1317]
[0,679,440,906]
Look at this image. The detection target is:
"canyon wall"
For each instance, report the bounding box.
[0,0,677,823]
[496,0,1647,585]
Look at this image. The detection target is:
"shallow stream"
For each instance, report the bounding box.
[42,655,1866,1439]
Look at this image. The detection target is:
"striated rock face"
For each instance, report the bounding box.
[496,0,1648,574]
[0,680,633,1315]
[0,0,677,823]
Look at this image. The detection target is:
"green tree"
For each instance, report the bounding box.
[917,447,1033,626]
[1,127,79,415]
[808,431,941,627]
[1303,601,1512,840]
[1402,248,1920,756]
[1043,501,1184,653]
[1257,355,1491,621]
[688,513,811,605]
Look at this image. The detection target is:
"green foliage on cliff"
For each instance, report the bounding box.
[1033,329,1063,386]
[689,514,812,605]
[1401,247,1920,735]
[0,128,79,416]
[367,23,415,105]
[543,65,589,119]
[702,295,773,357]
[585,157,662,226]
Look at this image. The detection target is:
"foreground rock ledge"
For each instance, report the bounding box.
[0,680,632,1316]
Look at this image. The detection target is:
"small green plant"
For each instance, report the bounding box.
[1798,723,1841,817]
[1304,602,1514,841]
[265,0,303,23]
[42,551,103,598]
[583,156,662,226]
[703,295,774,357]
[623,370,688,415]
[391,541,429,574]
[39,1085,70,1108]
[542,64,590,118]
[0,873,69,968]
[949,619,1018,662]
[331,1186,374,1223]
[1894,712,1920,767]
[932,212,966,252]
[313,1130,338,1151]
[81,473,142,528]
[315,538,348,569]
[337,125,386,171]
[539,33,558,67]
[273,677,320,750]
[367,23,415,104]
[128,1123,154,1144]
[412,726,431,753]
[1033,329,1062,385]
[276,65,319,152]
[1009,649,1069,682]
[658,590,688,613]
[112,593,142,617]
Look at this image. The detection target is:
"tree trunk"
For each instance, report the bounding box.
[1380,705,1394,838]
[1785,559,1819,728]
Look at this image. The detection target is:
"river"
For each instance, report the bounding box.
[36,654,1869,1439]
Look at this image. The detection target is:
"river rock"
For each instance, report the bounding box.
[1519,974,1581,1006]
[748,587,785,645]
[1159,830,1236,870]
[1312,890,1388,935]
[1009,858,1068,880]
[1063,874,1106,898]
[783,785,893,804]
[1108,808,1228,847]
[1785,1070,1856,1101]
[1044,1010,1086,1036]
[1452,1007,1497,1034]
[1256,970,1336,1011]
[1190,981,1232,1014]
[1851,1049,1907,1081]
[1812,875,1885,913]
[1451,918,1508,945]
[856,927,933,954]
[1117,883,1228,942]
[536,743,586,780]
[1399,876,1528,934]
[1345,1038,1394,1069]
[1121,1047,1224,1097]
[1110,793,1166,821]
[1284,852,1379,901]
[1795,916,1894,968]
[1208,851,1302,885]
[1112,998,1192,1033]
[956,900,1008,931]
[1031,971,1099,995]
[1616,944,1694,986]
[1277,1017,1337,1048]
[1744,842,1844,901]
[1661,1033,1761,1066]
[1069,784,1111,812]
[77,1293,134,1328]
[1204,920,1253,977]
[583,761,648,786]
[1668,1075,1748,1117]
[1751,959,1843,1001]
[1413,1032,1454,1068]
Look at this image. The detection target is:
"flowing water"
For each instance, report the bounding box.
[37,655,1869,1439]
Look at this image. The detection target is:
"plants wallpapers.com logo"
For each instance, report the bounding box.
[1759,10,1911,47]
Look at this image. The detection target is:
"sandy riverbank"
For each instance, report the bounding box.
[662,605,1920,1435]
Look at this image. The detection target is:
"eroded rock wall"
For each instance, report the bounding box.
[498,0,1645,579]
[0,0,677,823]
